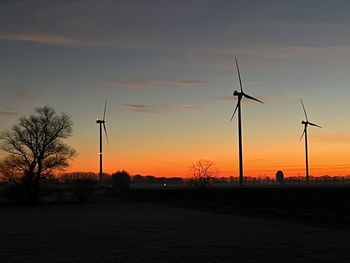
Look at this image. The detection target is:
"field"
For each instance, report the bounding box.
[118,186,350,227]
[2,187,350,263]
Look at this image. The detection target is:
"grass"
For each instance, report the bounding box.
[1,199,350,262]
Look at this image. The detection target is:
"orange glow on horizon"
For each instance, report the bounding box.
[66,120,350,179]
[66,150,350,178]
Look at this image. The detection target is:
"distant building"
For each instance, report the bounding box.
[276,170,284,185]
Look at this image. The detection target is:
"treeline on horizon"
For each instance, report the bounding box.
[2,171,350,186]
[2,171,350,205]
[51,172,350,185]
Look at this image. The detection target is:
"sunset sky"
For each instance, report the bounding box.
[1,0,350,178]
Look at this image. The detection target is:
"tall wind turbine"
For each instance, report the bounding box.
[299,99,321,183]
[96,100,109,181]
[230,58,263,186]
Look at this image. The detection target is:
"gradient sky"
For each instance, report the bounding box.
[1,0,350,178]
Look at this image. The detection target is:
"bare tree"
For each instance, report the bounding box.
[0,156,24,185]
[0,106,76,203]
[189,159,218,189]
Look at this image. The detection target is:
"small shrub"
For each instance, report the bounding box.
[111,170,131,192]
[63,172,98,203]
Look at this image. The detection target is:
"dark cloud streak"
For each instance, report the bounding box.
[0,111,19,117]
[107,79,207,89]
[123,104,205,114]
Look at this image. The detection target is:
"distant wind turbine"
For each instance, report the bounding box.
[230,58,263,186]
[96,100,109,181]
[299,99,321,183]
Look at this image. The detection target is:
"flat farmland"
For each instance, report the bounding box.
[1,201,350,263]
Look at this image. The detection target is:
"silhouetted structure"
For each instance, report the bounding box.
[276,170,284,185]
[96,101,109,181]
[230,58,263,186]
[299,99,321,183]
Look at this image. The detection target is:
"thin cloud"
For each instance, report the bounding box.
[0,32,174,50]
[211,96,234,102]
[0,33,80,46]
[182,105,205,112]
[190,44,350,66]
[123,104,166,114]
[106,79,207,89]
[0,111,19,117]
[13,90,39,101]
[123,104,205,114]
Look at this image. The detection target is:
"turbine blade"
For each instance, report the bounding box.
[103,123,109,143]
[103,100,107,121]
[235,57,243,93]
[299,127,306,142]
[309,122,322,128]
[243,93,264,104]
[300,99,308,121]
[230,101,239,121]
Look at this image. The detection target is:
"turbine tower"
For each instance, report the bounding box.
[230,58,263,186]
[299,99,321,183]
[96,100,109,181]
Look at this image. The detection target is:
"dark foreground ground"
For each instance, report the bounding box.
[1,200,350,263]
[109,186,350,227]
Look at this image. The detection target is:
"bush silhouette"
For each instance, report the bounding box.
[63,172,98,203]
[111,170,131,192]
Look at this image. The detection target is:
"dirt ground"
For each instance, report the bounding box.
[1,202,350,263]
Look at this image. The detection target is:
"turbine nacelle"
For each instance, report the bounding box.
[96,119,105,124]
[230,58,263,122]
[233,90,242,96]
[299,100,321,142]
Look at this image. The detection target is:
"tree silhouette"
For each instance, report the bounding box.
[189,159,218,189]
[0,106,76,204]
[112,170,131,192]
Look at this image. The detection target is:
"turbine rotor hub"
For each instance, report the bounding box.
[233,90,242,96]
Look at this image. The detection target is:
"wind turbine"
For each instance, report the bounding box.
[96,100,109,181]
[230,58,263,186]
[299,99,321,183]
